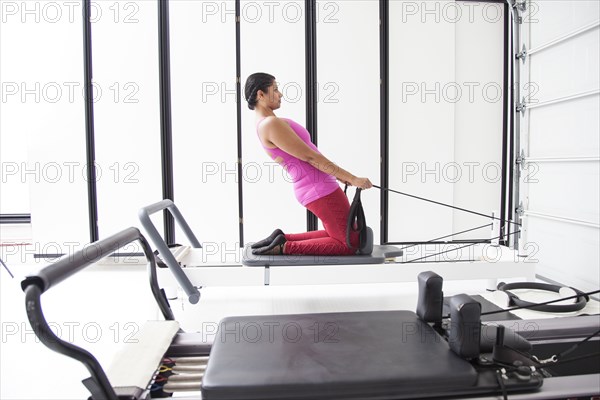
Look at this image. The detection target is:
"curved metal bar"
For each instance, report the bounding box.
[139,234,175,321]
[24,281,118,400]
[138,199,201,304]
[21,227,175,399]
[21,227,142,293]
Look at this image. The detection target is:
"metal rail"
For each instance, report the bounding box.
[527,89,599,111]
[138,199,201,304]
[523,156,599,164]
[524,211,599,229]
[511,0,523,250]
[527,20,600,57]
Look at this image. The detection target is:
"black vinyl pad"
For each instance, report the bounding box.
[242,245,403,267]
[443,295,521,322]
[201,311,477,400]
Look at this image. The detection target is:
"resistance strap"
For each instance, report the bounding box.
[373,185,520,227]
[555,328,600,360]
[399,229,520,264]
[372,183,520,261]
[398,223,492,251]
[346,188,367,250]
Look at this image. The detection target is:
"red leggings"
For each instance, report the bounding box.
[284,188,359,256]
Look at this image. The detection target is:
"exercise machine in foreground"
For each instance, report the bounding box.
[21,227,599,399]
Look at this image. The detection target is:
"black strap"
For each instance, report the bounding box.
[346,188,367,250]
[495,370,508,400]
[557,328,600,360]
[373,184,520,227]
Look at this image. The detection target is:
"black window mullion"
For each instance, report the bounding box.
[82,0,98,242]
[236,0,244,246]
[380,0,390,244]
[158,0,175,244]
[305,0,319,232]
[0,214,31,224]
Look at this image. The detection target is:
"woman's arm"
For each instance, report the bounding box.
[259,117,372,189]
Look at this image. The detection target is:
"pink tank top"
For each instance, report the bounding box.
[256,117,339,206]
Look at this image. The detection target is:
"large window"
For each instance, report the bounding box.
[388,1,506,243]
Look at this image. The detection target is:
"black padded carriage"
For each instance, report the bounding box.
[242,228,404,267]
[201,310,541,400]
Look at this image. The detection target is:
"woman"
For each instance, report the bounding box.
[245,72,372,256]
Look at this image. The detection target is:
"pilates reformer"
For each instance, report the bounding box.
[21,228,211,400]
[21,230,600,399]
[137,197,534,305]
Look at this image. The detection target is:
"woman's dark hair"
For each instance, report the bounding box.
[244,72,275,110]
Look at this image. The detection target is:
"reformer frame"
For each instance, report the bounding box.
[21,228,172,400]
[21,227,210,400]
[138,199,535,305]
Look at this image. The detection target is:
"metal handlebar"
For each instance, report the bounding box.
[138,199,201,304]
[23,228,133,292]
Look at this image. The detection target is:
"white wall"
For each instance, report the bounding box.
[521,0,600,292]
[0,92,29,214]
